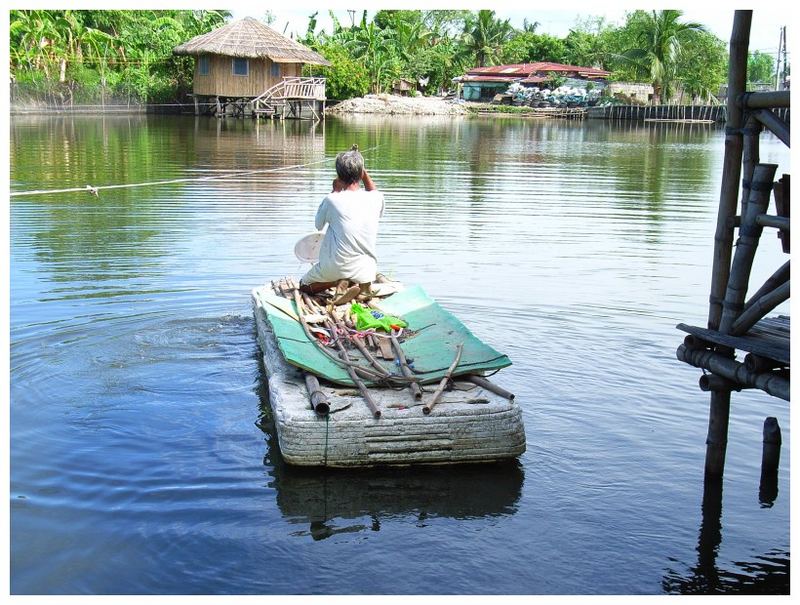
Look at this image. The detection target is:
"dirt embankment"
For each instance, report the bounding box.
[326,93,467,116]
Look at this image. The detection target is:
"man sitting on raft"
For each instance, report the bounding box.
[299,147,384,305]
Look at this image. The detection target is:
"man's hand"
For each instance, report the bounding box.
[332,178,346,192]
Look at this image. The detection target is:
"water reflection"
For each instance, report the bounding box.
[255,373,523,541]
[661,478,789,594]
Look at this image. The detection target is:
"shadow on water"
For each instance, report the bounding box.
[661,478,789,594]
[253,364,524,541]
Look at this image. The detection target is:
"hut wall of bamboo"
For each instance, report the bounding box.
[192,55,300,97]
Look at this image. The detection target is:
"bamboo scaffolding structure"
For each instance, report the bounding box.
[677,344,789,401]
[423,344,464,415]
[718,163,778,334]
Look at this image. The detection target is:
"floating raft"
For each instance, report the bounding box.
[252,278,526,467]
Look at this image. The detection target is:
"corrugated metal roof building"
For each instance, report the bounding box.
[454,62,610,100]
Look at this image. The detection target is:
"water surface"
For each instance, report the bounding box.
[10,114,790,594]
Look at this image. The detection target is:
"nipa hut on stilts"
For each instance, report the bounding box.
[172,17,331,120]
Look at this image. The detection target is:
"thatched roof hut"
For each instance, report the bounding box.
[173,17,330,99]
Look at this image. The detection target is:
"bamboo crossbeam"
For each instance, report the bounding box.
[731,281,790,336]
[755,214,790,231]
[676,344,789,401]
[744,260,789,312]
[753,109,790,146]
[745,353,785,373]
[423,344,464,415]
[699,374,746,392]
[707,10,752,331]
[743,90,791,109]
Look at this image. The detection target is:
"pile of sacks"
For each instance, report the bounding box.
[507,82,603,108]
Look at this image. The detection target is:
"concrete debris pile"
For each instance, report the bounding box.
[326,94,468,116]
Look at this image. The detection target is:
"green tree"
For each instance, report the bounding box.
[618,10,707,103]
[501,32,566,64]
[747,50,776,88]
[461,10,514,67]
[676,30,727,102]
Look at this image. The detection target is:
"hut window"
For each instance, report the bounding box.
[232,58,249,77]
[271,63,281,78]
[198,55,210,76]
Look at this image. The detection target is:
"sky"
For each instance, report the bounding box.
[228,2,794,58]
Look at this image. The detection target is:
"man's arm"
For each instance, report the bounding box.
[361,169,377,192]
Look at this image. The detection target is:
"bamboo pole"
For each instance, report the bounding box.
[707,10,752,331]
[699,374,743,392]
[743,260,789,312]
[350,333,391,377]
[719,163,779,334]
[325,319,381,418]
[731,281,789,336]
[755,214,790,230]
[304,374,330,416]
[744,90,790,109]
[676,344,789,401]
[740,115,761,216]
[745,353,784,373]
[390,333,422,400]
[423,344,464,415]
[467,375,515,400]
[759,417,781,505]
[705,390,731,477]
[753,109,790,146]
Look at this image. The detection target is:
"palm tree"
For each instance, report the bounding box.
[461,10,514,67]
[620,10,706,104]
[347,14,392,93]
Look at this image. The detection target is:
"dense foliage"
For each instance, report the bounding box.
[9,9,775,106]
[10,9,229,105]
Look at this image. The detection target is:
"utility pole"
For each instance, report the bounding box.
[774,27,781,89]
[775,26,788,90]
[780,26,788,90]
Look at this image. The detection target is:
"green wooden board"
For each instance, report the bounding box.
[259,285,511,386]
